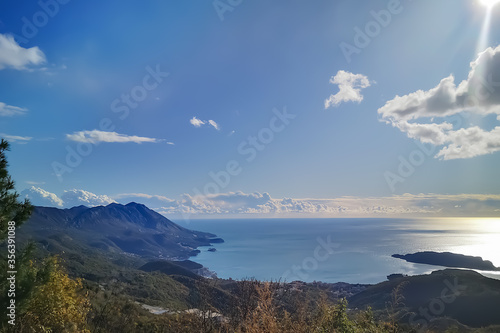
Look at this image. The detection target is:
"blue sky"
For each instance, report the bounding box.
[1,0,500,218]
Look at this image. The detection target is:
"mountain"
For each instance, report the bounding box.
[348,269,500,328]
[18,202,223,259]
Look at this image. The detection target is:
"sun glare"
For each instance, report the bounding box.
[480,0,500,7]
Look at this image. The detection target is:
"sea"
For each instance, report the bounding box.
[177,218,500,284]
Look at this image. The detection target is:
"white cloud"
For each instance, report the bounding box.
[0,102,27,116]
[61,189,116,208]
[190,116,220,130]
[190,116,206,127]
[0,34,46,70]
[155,191,500,218]
[435,126,500,159]
[172,192,382,216]
[0,133,32,143]
[66,130,165,144]
[379,45,500,160]
[325,70,371,109]
[208,120,220,130]
[187,191,272,213]
[21,187,63,207]
[20,187,117,209]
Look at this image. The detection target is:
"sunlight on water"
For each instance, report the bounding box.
[396,218,500,266]
[445,218,500,267]
[185,218,500,284]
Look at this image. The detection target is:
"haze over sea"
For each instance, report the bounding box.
[180,218,500,284]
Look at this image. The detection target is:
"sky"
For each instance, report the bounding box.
[1,0,500,219]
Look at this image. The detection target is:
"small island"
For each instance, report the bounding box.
[392,251,500,271]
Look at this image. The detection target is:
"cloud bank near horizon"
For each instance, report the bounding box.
[21,187,116,208]
[20,187,500,218]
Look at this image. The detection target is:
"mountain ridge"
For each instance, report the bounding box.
[19,202,223,260]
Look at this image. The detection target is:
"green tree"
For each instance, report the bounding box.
[0,139,90,332]
[316,298,357,333]
[0,139,32,239]
[0,138,35,329]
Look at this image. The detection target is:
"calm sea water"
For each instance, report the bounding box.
[178,218,500,284]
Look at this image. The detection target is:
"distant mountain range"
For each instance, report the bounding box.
[19,202,223,260]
